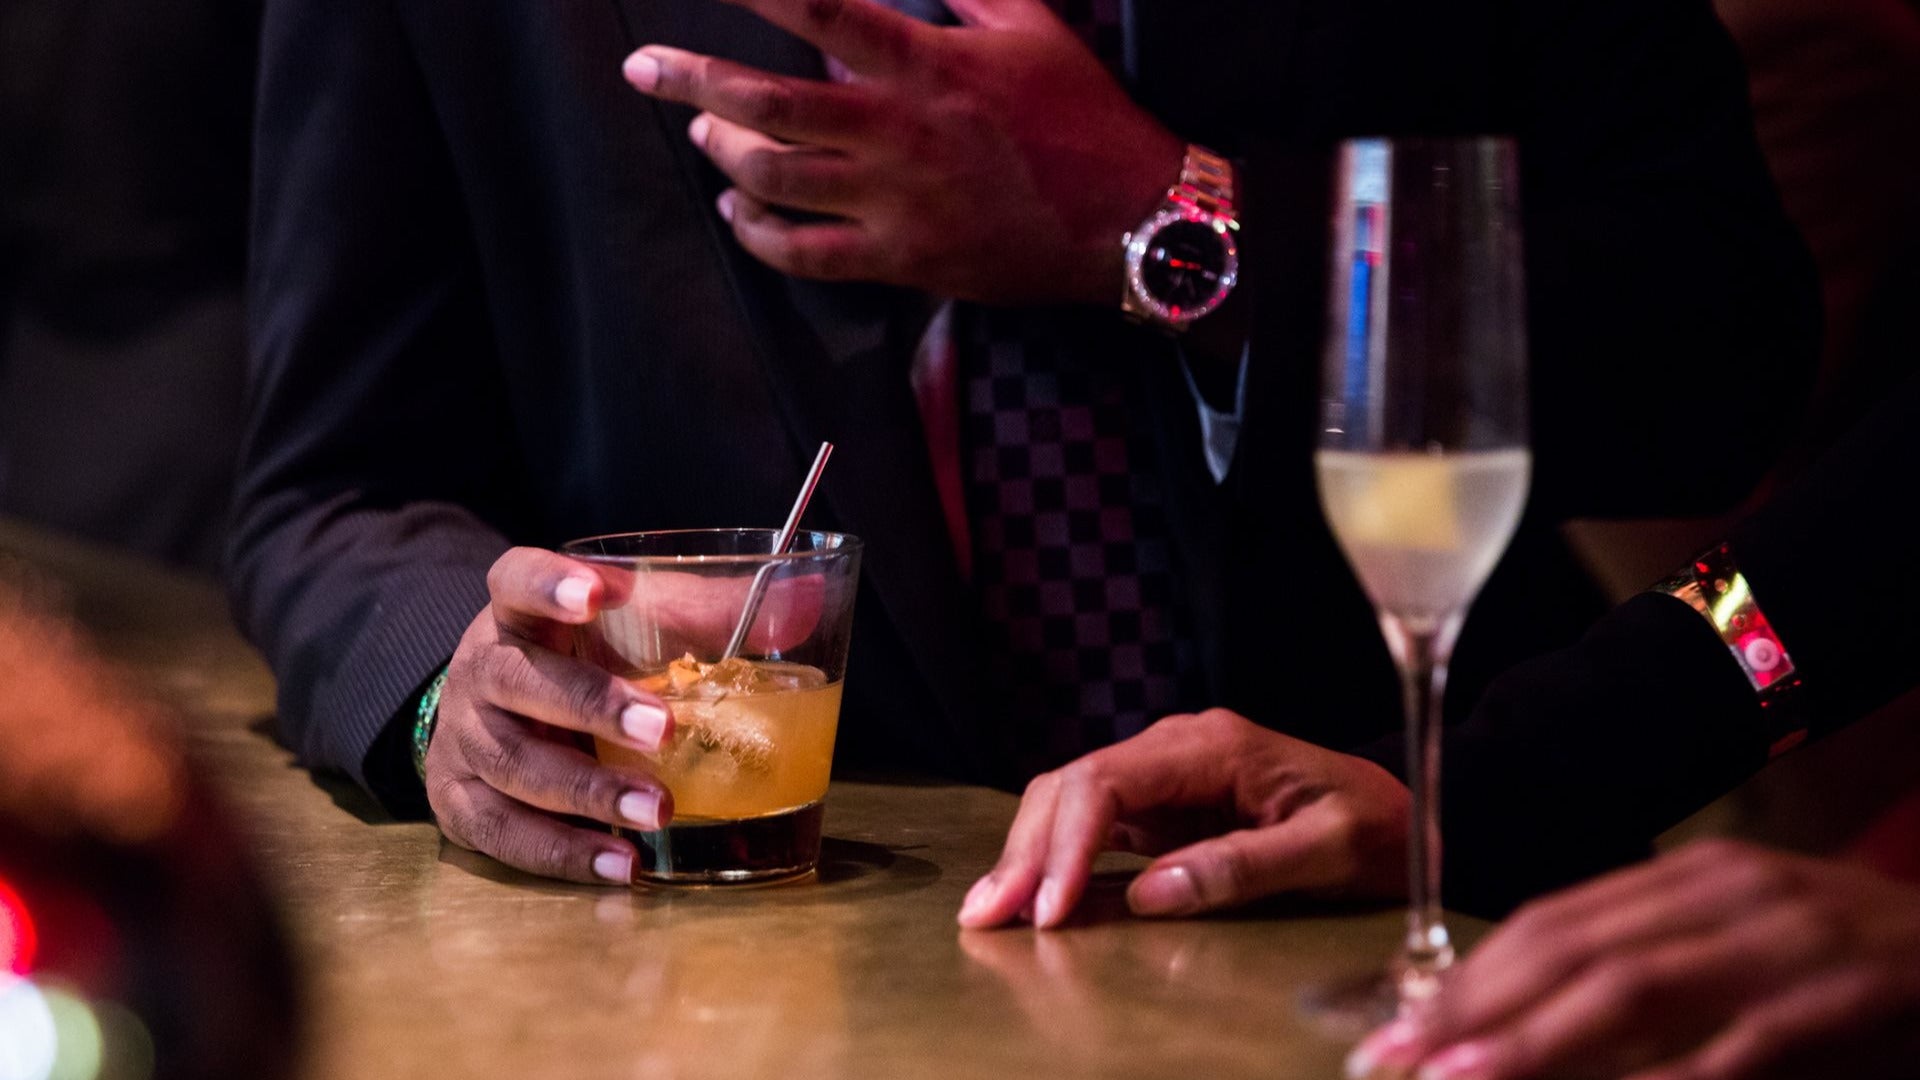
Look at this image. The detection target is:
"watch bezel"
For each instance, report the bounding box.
[1124,203,1240,328]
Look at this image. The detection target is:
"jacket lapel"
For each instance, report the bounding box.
[611,0,996,779]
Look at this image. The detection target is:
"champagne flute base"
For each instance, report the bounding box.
[1297,955,1455,1041]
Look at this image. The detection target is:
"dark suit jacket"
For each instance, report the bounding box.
[233,0,1817,837]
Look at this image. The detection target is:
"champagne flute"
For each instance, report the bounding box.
[1312,137,1530,1022]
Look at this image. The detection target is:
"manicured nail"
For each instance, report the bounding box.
[1345,1019,1419,1079]
[554,575,594,615]
[623,50,660,91]
[1418,1042,1493,1080]
[957,875,995,924]
[688,112,711,149]
[1034,879,1064,928]
[617,790,663,828]
[593,850,634,884]
[716,189,737,223]
[1129,865,1201,916]
[621,702,669,747]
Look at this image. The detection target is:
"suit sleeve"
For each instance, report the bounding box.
[228,0,524,811]
[1434,370,1920,917]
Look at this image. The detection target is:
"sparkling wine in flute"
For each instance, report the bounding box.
[1315,449,1531,629]
[1304,137,1529,1027]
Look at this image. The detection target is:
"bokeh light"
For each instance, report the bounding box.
[40,985,105,1080]
[0,878,37,975]
[0,977,58,1080]
[90,1000,155,1080]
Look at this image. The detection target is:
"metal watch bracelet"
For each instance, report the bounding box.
[1172,144,1235,215]
[1651,543,1808,758]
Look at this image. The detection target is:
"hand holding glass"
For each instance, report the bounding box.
[564,529,861,885]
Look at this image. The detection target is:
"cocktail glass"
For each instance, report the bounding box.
[563,528,862,885]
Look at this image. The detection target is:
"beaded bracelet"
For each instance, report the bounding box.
[412,667,450,784]
[1650,543,1808,758]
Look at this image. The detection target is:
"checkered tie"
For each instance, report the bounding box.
[955,0,1196,774]
[857,0,1192,772]
[959,304,1193,773]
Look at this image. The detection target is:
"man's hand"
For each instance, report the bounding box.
[1348,840,1920,1080]
[424,547,675,885]
[622,0,1185,305]
[957,709,1411,929]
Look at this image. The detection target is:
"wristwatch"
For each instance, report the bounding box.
[1651,543,1810,759]
[1121,144,1241,331]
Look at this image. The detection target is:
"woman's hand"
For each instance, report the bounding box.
[1348,840,1920,1080]
[960,709,1411,929]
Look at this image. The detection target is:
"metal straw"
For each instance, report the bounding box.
[721,442,834,660]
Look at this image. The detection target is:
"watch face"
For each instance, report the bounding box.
[1136,217,1236,320]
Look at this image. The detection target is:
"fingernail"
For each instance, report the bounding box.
[623,50,660,91]
[617,790,663,828]
[1418,1042,1492,1080]
[621,702,670,747]
[1034,878,1064,928]
[554,575,594,615]
[957,875,995,924]
[1129,865,1201,916]
[716,189,737,223]
[593,850,634,884]
[1345,1019,1419,1079]
[688,112,711,149]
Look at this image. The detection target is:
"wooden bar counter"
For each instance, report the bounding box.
[3,521,1479,1080]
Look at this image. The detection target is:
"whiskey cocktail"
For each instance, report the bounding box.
[565,529,861,884]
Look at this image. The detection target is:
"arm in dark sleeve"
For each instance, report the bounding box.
[1434,370,1920,916]
[227,0,524,813]
[1728,368,1920,730]
[1512,0,1821,518]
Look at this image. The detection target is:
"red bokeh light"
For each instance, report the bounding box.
[0,876,37,975]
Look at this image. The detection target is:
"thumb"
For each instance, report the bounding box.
[1125,803,1361,916]
[943,0,1058,31]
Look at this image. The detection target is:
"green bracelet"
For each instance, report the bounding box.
[412,667,450,784]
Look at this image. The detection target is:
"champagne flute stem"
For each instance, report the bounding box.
[1389,617,1457,1000]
